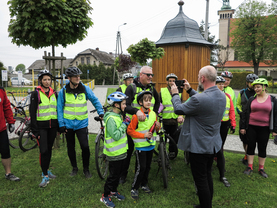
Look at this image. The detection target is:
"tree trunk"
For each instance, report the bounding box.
[253,62,259,75]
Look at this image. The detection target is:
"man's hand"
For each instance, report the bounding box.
[272,132,277,137]
[144,132,153,139]
[177,116,184,124]
[240,129,246,135]
[136,110,146,121]
[99,114,104,120]
[8,124,15,133]
[59,126,67,134]
[155,121,161,131]
[183,79,191,91]
[171,82,179,94]
[230,126,235,134]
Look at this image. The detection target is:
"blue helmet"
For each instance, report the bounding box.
[107,92,128,105]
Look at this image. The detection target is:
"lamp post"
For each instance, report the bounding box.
[113,23,127,85]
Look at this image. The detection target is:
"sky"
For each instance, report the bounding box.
[0,0,273,70]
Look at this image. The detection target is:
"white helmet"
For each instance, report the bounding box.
[166,73,178,81]
[107,92,128,106]
[123,73,134,80]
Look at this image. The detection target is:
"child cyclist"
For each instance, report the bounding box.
[127,91,160,200]
[100,92,130,208]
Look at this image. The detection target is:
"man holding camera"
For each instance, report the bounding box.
[159,73,184,159]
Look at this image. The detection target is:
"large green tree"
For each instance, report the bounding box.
[230,0,277,75]
[15,63,26,74]
[8,0,93,88]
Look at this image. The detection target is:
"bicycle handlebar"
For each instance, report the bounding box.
[90,105,110,113]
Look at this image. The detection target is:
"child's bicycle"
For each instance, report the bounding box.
[153,115,178,189]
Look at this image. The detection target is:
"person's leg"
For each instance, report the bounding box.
[120,134,134,181]
[245,125,257,173]
[239,118,248,164]
[164,124,178,153]
[65,129,77,168]
[141,149,154,187]
[132,150,147,190]
[75,127,90,171]
[216,149,225,178]
[0,130,12,174]
[46,127,58,171]
[2,158,12,174]
[38,129,49,176]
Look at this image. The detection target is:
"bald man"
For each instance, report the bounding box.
[171,66,226,208]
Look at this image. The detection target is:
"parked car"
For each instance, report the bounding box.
[11,77,32,86]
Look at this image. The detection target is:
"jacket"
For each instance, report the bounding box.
[240,95,277,132]
[223,93,236,127]
[57,83,104,131]
[0,87,15,132]
[223,86,236,110]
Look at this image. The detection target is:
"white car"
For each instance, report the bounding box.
[11,77,32,85]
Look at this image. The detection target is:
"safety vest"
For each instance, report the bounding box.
[132,110,157,148]
[37,91,57,121]
[104,115,128,157]
[63,93,88,120]
[120,84,127,94]
[132,87,155,110]
[161,87,181,119]
[222,94,231,121]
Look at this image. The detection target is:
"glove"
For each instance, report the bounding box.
[99,114,104,119]
[122,116,131,126]
[59,126,67,134]
[8,124,15,133]
[230,126,235,134]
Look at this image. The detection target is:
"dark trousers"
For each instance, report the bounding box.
[120,134,134,179]
[190,152,214,208]
[164,124,178,152]
[104,159,125,197]
[65,127,90,170]
[38,128,57,175]
[132,149,154,190]
[0,130,11,159]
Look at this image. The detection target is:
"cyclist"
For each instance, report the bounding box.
[29,70,58,187]
[127,91,159,200]
[116,73,134,93]
[215,76,236,187]
[221,71,236,109]
[159,73,184,159]
[100,92,130,208]
[236,74,259,165]
[240,78,277,178]
[57,66,104,178]
[0,87,20,181]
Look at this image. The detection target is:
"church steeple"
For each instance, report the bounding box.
[221,0,232,10]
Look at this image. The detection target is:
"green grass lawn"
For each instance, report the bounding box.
[1,134,277,208]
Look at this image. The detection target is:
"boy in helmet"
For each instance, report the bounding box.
[100,92,130,208]
[236,73,259,165]
[221,71,236,109]
[117,73,134,94]
[127,91,159,200]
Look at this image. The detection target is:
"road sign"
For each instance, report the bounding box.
[18,71,22,85]
[1,70,7,81]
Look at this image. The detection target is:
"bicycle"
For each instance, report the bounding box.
[153,115,178,189]
[8,91,31,117]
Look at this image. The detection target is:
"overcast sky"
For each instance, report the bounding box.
[0,0,273,70]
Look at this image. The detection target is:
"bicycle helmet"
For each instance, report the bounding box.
[246,74,259,83]
[216,76,226,83]
[107,92,128,106]
[123,73,134,80]
[38,69,52,80]
[137,91,152,104]
[65,66,82,77]
[221,71,233,79]
[251,78,268,86]
[166,73,178,81]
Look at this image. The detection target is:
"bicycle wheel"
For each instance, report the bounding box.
[19,125,38,152]
[165,133,178,160]
[95,133,108,179]
[7,117,26,149]
[159,142,168,188]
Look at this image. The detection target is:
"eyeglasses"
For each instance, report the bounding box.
[142,73,154,77]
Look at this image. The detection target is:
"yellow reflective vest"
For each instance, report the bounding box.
[119,84,127,94]
[222,94,230,121]
[63,93,88,120]
[161,87,180,119]
[37,91,57,121]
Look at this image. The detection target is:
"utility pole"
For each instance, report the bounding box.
[204,0,209,40]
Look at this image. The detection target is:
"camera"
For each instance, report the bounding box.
[175,80,185,93]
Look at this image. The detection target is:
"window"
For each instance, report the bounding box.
[234,51,238,61]
[87,57,90,65]
[76,61,78,66]
[81,57,85,65]
[93,61,96,65]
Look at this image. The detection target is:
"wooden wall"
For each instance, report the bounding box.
[152,44,211,100]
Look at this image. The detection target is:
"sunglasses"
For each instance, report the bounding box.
[142,73,154,77]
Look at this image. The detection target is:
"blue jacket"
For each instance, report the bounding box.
[57,83,104,131]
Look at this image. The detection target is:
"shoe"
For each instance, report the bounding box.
[241,157,248,166]
[119,177,126,184]
[39,176,49,188]
[244,167,253,175]
[70,167,78,176]
[42,170,57,179]
[141,185,152,194]
[5,173,20,181]
[83,169,92,178]
[169,152,176,160]
[220,177,231,187]
[100,194,115,208]
[110,191,125,201]
[131,189,139,200]
[259,169,268,178]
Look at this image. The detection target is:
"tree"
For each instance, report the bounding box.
[114,54,136,72]
[230,0,277,75]
[15,63,26,74]
[127,38,165,66]
[8,0,93,88]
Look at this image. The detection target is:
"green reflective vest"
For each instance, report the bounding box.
[161,87,181,119]
[37,91,57,121]
[120,84,127,94]
[63,93,88,120]
[223,86,236,109]
[104,115,128,157]
[132,110,157,148]
[131,86,155,112]
[222,94,231,121]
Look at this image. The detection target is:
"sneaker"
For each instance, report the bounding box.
[241,157,248,166]
[110,191,125,201]
[131,189,139,200]
[259,169,268,178]
[220,177,231,187]
[70,167,78,176]
[39,176,49,188]
[169,152,176,160]
[141,185,152,193]
[100,194,115,208]
[83,169,92,178]
[244,167,253,175]
[5,173,20,181]
[42,170,57,179]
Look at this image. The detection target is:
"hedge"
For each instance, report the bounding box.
[218,72,252,90]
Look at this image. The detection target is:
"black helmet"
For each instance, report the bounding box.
[221,71,233,79]
[65,67,82,77]
[246,74,259,83]
[216,76,226,83]
[38,69,52,80]
[137,91,152,104]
